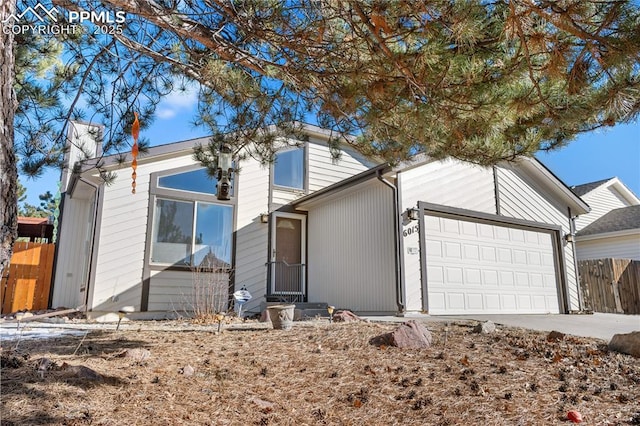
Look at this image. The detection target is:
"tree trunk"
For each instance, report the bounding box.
[0,0,18,278]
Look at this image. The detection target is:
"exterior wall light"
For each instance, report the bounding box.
[564,233,575,244]
[407,208,420,221]
[260,213,269,224]
[216,143,234,201]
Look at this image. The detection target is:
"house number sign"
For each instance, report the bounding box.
[403,223,419,238]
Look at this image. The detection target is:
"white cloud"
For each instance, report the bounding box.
[156,108,177,119]
[156,82,198,119]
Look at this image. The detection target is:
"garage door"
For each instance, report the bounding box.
[424,215,559,314]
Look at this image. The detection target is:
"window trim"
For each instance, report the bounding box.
[271,144,309,192]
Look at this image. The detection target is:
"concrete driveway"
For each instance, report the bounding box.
[368,313,639,341]
[437,313,640,341]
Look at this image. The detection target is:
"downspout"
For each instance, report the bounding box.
[376,170,405,313]
[568,208,584,311]
[78,177,101,313]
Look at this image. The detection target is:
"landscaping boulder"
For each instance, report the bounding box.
[333,310,361,322]
[547,330,566,342]
[61,363,103,381]
[117,348,151,362]
[473,321,496,334]
[370,320,432,349]
[608,331,640,358]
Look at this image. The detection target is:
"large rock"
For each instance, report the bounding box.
[473,321,496,334]
[608,331,640,358]
[333,310,361,323]
[370,320,432,349]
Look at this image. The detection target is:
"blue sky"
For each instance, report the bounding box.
[19,89,640,206]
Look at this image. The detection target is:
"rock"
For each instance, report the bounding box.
[473,320,496,334]
[15,312,33,321]
[547,330,566,342]
[61,363,103,381]
[249,396,275,412]
[370,320,432,349]
[608,331,640,358]
[181,365,195,376]
[333,310,361,323]
[117,348,151,362]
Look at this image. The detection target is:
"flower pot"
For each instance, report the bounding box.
[267,304,295,330]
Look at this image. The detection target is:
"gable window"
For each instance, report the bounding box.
[150,167,234,269]
[273,147,305,190]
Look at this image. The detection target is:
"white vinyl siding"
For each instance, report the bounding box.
[399,159,496,311]
[424,215,559,314]
[576,234,640,261]
[575,185,633,231]
[306,181,396,313]
[147,269,229,312]
[400,159,496,214]
[89,155,195,312]
[235,153,270,313]
[270,140,374,210]
[307,140,374,191]
[496,165,578,311]
[51,191,95,309]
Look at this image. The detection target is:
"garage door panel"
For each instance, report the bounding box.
[425,215,559,314]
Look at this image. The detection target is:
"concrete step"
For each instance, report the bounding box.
[260,301,331,320]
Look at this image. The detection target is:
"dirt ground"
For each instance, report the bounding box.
[1,318,639,425]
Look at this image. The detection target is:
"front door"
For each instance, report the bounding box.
[271,212,306,299]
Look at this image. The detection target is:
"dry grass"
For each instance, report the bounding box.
[1,319,639,425]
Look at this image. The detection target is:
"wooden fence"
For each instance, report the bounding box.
[578,258,640,315]
[1,242,56,314]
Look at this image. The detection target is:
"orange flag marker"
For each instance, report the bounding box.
[131,112,140,194]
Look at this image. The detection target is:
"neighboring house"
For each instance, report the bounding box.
[51,121,590,318]
[571,178,640,261]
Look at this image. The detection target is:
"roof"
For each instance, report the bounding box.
[577,205,640,237]
[571,178,613,197]
[294,156,590,215]
[18,216,50,225]
[293,163,390,208]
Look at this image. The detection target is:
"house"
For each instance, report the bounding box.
[571,178,640,261]
[51,121,590,318]
[17,217,54,243]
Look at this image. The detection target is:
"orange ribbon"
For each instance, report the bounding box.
[131,112,140,194]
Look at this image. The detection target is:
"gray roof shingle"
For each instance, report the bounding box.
[571,178,614,197]
[577,205,640,237]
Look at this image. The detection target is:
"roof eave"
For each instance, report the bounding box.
[520,157,591,215]
[576,228,640,241]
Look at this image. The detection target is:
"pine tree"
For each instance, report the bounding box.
[1,0,639,275]
[1,0,17,278]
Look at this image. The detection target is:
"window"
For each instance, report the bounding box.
[158,167,234,197]
[273,147,305,189]
[151,198,233,268]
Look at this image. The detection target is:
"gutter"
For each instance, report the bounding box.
[376,170,405,313]
[568,209,584,312]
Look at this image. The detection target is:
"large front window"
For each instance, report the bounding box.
[273,147,305,189]
[151,199,233,268]
[151,165,234,269]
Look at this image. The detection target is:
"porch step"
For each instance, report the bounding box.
[295,303,330,320]
[260,302,330,320]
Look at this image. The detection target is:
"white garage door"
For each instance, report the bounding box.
[425,215,559,314]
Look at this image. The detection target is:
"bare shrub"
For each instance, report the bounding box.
[189,265,231,323]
